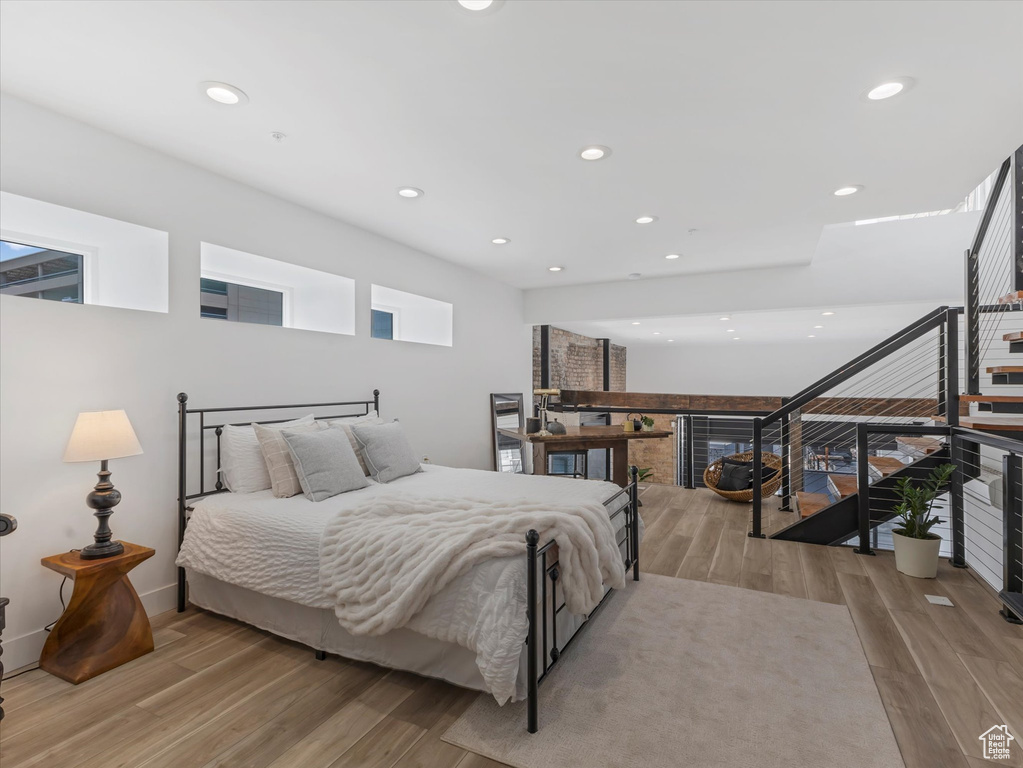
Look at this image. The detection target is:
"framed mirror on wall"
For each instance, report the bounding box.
[491,393,526,473]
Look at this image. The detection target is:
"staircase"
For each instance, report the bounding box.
[776,447,952,545]
[747,149,1023,623]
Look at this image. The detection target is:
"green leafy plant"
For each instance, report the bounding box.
[641,416,655,428]
[891,463,954,540]
[636,467,655,482]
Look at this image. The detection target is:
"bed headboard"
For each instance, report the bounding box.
[176,389,380,503]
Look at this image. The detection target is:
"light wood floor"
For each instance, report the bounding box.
[2,485,1021,768]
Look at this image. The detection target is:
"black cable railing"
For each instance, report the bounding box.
[965,155,1015,395]
[851,423,1023,624]
[750,307,960,537]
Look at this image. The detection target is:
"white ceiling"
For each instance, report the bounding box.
[558,301,941,348]
[1,1,1021,290]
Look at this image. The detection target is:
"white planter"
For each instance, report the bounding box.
[892,532,941,579]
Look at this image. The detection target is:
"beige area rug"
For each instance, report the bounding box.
[444,573,904,768]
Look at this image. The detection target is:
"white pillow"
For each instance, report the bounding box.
[351,421,422,484]
[221,414,314,493]
[323,411,384,476]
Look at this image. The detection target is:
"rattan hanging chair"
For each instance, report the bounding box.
[703,451,783,503]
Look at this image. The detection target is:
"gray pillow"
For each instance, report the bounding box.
[351,422,421,484]
[282,427,369,502]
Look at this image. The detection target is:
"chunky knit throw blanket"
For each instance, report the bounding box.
[319,494,627,637]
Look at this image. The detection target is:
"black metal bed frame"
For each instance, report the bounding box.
[176,390,640,734]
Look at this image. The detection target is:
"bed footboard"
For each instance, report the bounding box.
[525,465,640,733]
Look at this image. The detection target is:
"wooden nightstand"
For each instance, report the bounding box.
[40,542,155,684]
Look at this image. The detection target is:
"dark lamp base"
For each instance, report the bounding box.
[79,540,125,560]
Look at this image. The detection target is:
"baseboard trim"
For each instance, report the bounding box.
[2,582,177,675]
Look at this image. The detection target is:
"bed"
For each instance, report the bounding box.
[175,391,639,732]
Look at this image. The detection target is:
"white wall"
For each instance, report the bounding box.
[628,338,876,397]
[1,190,169,312]
[0,94,532,670]
[201,241,356,335]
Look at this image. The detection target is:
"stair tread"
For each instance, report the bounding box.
[999,590,1023,618]
[959,415,1023,432]
[795,491,830,518]
[986,366,1023,373]
[827,474,858,498]
[959,395,1023,403]
[1002,332,1023,342]
[997,290,1023,304]
[896,436,944,457]
[868,456,906,476]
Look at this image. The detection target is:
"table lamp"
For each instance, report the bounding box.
[63,410,143,560]
[532,388,561,437]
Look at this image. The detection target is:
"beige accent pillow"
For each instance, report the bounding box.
[254,421,323,498]
[324,411,384,476]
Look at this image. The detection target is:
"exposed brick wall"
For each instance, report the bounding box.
[532,326,626,392]
[628,414,677,486]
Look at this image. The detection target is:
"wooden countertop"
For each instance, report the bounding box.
[497,425,673,443]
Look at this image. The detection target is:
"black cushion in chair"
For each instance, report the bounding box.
[717,462,752,492]
[722,457,778,489]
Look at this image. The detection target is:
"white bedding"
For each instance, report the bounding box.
[177,464,630,703]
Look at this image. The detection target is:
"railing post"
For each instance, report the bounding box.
[1015,145,1023,292]
[937,320,947,419]
[945,308,960,428]
[750,418,764,538]
[949,432,967,568]
[855,423,875,556]
[965,248,981,396]
[780,408,791,511]
[1002,453,1023,623]
[682,414,695,489]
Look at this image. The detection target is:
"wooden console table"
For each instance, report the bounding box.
[497,425,672,487]
[40,542,155,684]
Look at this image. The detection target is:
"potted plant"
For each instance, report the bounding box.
[641,416,655,432]
[635,467,654,506]
[891,463,954,579]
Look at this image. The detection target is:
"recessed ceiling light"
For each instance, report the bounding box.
[653,332,661,335]
[200,81,248,106]
[814,325,824,329]
[548,266,563,272]
[627,273,642,280]
[834,185,863,196]
[635,215,658,224]
[733,337,741,341]
[726,329,735,333]
[491,237,510,245]
[580,145,611,161]
[457,0,495,9]
[665,253,680,260]
[808,335,816,338]
[868,82,903,100]
[720,316,730,321]
[667,339,674,342]
[863,76,914,101]
[631,321,641,325]
[397,187,424,198]
[821,311,835,316]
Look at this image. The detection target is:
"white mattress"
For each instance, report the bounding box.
[177,464,631,702]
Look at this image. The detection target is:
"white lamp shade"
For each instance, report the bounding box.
[63,410,144,463]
